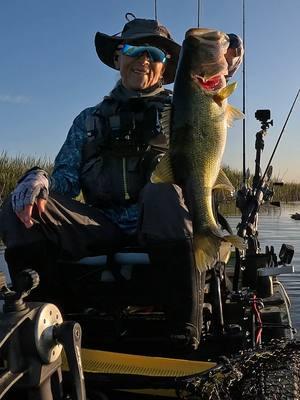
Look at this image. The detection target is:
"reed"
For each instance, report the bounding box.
[0,152,52,205]
[223,165,300,203]
[0,154,299,205]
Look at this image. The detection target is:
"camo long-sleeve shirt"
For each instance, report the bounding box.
[49,105,140,234]
[50,106,94,198]
[50,81,169,234]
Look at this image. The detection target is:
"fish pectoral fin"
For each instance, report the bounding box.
[213,168,235,193]
[150,151,175,184]
[226,104,245,127]
[213,82,237,106]
[223,234,247,250]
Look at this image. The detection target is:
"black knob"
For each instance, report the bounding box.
[15,269,40,295]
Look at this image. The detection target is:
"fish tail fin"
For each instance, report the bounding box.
[193,232,246,271]
[193,233,222,272]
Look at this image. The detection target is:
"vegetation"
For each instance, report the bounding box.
[0,154,299,205]
[0,152,52,205]
[223,165,300,203]
[271,183,300,202]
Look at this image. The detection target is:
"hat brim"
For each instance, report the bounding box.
[95,32,181,84]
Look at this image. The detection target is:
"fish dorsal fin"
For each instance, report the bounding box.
[150,151,175,183]
[214,168,235,192]
[213,82,237,106]
[226,104,245,127]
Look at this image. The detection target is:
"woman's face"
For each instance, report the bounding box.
[115,50,166,91]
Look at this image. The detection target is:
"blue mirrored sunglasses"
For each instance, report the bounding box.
[121,44,169,64]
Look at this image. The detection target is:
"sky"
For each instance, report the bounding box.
[1,0,300,182]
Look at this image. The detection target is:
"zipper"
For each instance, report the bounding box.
[122,157,130,200]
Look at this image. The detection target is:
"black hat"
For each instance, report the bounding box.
[95,15,181,84]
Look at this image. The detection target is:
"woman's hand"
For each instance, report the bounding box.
[11,168,49,228]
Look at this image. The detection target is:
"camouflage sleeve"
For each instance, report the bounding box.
[50,107,96,197]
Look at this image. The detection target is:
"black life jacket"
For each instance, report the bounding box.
[80,90,172,208]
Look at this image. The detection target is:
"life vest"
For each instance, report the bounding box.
[80,89,172,207]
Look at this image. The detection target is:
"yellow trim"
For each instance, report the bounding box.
[122,157,130,200]
[62,348,216,377]
[117,388,177,398]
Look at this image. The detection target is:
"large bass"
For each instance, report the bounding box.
[152,28,245,271]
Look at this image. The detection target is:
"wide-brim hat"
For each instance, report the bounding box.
[95,16,181,84]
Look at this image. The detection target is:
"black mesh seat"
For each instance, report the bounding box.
[57,244,159,314]
[62,244,150,281]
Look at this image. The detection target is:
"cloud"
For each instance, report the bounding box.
[0,94,30,104]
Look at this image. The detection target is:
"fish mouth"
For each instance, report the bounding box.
[193,74,224,91]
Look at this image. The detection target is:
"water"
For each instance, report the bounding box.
[1,202,300,328]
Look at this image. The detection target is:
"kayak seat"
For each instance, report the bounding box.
[67,246,151,282]
[57,244,219,313]
[56,246,227,353]
[57,246,163,313]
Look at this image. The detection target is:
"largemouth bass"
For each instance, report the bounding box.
[152,28,245,271]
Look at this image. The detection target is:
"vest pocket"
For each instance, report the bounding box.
[80,156,112,206]
[81,156,103,175]
[80,155,146,207]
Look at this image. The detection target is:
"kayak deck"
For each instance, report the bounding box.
[62,347,216,377]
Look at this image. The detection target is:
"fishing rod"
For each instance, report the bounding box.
[236,88,300,251]
[154,0,158,20]
[259,88,300,188]
[234,91,298,293]
[242,0,246,185]
[197,0,203,27]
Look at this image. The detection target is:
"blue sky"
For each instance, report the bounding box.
[1,0,300,182]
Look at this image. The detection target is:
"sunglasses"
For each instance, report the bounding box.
[121,44,169,64]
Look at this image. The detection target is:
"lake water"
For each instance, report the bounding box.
[1,202,300,330]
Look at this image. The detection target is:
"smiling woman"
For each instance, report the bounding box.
[115,48,166,90]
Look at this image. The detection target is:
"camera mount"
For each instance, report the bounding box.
[253,109,274,189]
[255,109,273,131]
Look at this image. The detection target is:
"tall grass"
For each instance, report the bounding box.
[272,183,300,202]
[223,164,300,203]
[0,153,299,205]
[0,152,52,205]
